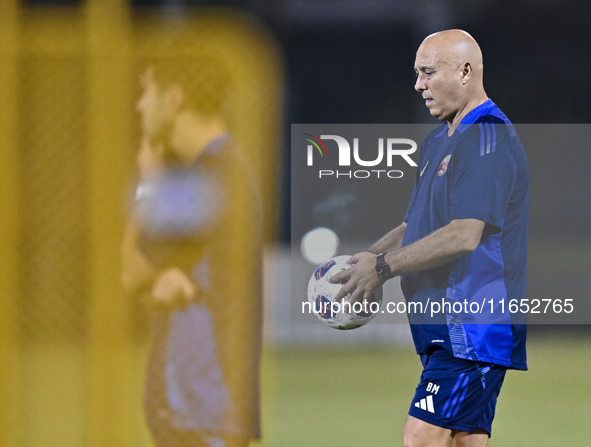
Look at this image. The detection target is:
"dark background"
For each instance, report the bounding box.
[31,0,591,123]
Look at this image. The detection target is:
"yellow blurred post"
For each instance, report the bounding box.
[86,0,133,445]
[0,1,20,446]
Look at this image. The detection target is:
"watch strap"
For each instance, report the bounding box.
[375,252,394,279]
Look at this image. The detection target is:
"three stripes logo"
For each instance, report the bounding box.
[478,122,497,156]
[414,395,435,413]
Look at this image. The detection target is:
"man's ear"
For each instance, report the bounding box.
[164,84,185,112]
[461,61,473,84]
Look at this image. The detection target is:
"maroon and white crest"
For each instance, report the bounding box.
[437,154,452,176]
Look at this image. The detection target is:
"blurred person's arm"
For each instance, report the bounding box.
[122,219,198,309]
[367,222,407,254]
[137,136,162,179]
[121,216,158,295]
[122,138,202,308]
[121,138,164,296]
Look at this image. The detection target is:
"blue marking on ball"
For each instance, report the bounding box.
[316,295,339,319]
[314,260,336,280]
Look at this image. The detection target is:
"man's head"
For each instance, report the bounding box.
[136,57,231,146]
[414,29,485,122]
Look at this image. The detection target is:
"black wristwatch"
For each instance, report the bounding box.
[375,252,394,279]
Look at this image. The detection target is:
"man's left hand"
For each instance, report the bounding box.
[151,267,198,310]
[329,252,386,304]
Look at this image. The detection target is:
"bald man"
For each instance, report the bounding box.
[331,30,530,446]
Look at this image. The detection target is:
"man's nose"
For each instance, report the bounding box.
[415,74,426,92]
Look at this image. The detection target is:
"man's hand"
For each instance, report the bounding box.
[151,267,198,310]
[329,252,387,304]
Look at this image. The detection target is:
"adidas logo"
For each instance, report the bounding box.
[414,395,435,413]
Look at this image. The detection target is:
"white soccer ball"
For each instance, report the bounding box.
[307,255,383,330]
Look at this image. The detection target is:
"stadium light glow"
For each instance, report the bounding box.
[301,227,339,265]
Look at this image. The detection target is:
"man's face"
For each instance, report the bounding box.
[414,44,463,122]
[136,68,173,141]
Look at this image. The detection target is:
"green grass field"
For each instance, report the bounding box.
[262,335,591,447]
[17,334,591,446]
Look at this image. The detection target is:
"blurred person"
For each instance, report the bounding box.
[122,60,262,447]
[331,30,529,447]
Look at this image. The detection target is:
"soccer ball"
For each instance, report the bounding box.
[307,255,383,330]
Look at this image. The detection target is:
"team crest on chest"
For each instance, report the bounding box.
[437,155,452,176]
